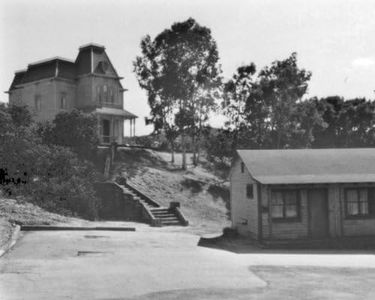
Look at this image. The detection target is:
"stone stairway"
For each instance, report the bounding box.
[121,183,188,226]
[122,186,159,210]
[150,208,182,226]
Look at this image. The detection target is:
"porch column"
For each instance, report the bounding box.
[97,115,101,143]
[267,186,273,239]
[133,118,136,137]
[129,119,132,137]
[111,116,114,143]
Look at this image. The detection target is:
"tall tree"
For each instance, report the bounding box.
[313,97,375,148]
[290,97,327,148]
[134,18,221,169]
[222,63,270,149]
[258,52,312,148]
[222,53,311,150]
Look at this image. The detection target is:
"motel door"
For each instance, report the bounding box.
[308,189,329,238]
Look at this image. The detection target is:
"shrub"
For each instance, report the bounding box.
[26,146,101,219]
[39,109,99,161]
[0,106,101,220]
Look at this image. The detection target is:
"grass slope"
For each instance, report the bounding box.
[0,197,81,248]
[113,148,230,234]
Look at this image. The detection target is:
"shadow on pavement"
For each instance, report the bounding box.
[197,234,375,255]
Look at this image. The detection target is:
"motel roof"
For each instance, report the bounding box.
[237,148,375,185]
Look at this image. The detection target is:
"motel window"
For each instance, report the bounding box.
[246,184,254,199]
[60,93,67,109]
[241,162,245,173]
[34,96,42,111]
[270,190,300,221]
[345,188,375,218]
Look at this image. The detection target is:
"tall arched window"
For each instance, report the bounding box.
[103,85,108,102]
[109,87,114,103]
[96,86,101,103]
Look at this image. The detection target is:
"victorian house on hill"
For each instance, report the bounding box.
[7,43,137,144]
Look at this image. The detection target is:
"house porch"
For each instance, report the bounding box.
[95,107,137,145]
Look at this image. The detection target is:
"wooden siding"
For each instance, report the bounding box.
[258,183,375,240]
[75,76,94,108]
[230,158,258,238]
[10,79,62,122]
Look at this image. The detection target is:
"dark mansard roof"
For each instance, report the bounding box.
[9,43,122,91]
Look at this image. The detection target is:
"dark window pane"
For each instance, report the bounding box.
[285,205,298,218]
[271,205,283,218]
[369,188,375,215]
[346,188,370,216]
[359,189,369,215]
[272,192,283,205]
[271,190,300,220]
[285,191,297,205]
[347,201,359,215]
[246,184,253,198]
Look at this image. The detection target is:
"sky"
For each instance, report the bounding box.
[1,0,375,135]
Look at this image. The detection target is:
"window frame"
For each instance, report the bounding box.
[96,86,101,103]
[270,189,301,222]
[246,184,254,199]
[103,85,108,102]
[345,187,375,219]
[59,93,67,110]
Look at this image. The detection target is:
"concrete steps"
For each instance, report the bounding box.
[121,183,186,226]
[150,208,183,226]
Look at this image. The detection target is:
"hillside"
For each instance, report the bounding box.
[0,197,82,248]
[112,148,231,234]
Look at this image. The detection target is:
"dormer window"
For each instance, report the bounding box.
[102,61,109,72]
[95,61,109,74]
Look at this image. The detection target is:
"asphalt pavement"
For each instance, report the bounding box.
[1,223,375,300]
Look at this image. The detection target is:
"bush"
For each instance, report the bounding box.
[27,146,101,219]
[0,106,101,220]
[38,109,99,161]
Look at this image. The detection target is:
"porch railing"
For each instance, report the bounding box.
[101,135,112,144]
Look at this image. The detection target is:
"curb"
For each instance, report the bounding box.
[20,225,136,231]
[0,224,21,258]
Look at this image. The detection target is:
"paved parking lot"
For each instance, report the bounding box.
[1,224,375,300]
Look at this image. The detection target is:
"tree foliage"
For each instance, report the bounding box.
[217,53,374,163]
[0,105,101,219]
[223,53,313,149]
[39,109,99,160]
[134,17,222,168]
[312,97,375,148]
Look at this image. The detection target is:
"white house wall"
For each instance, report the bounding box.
[230,158,258,238]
